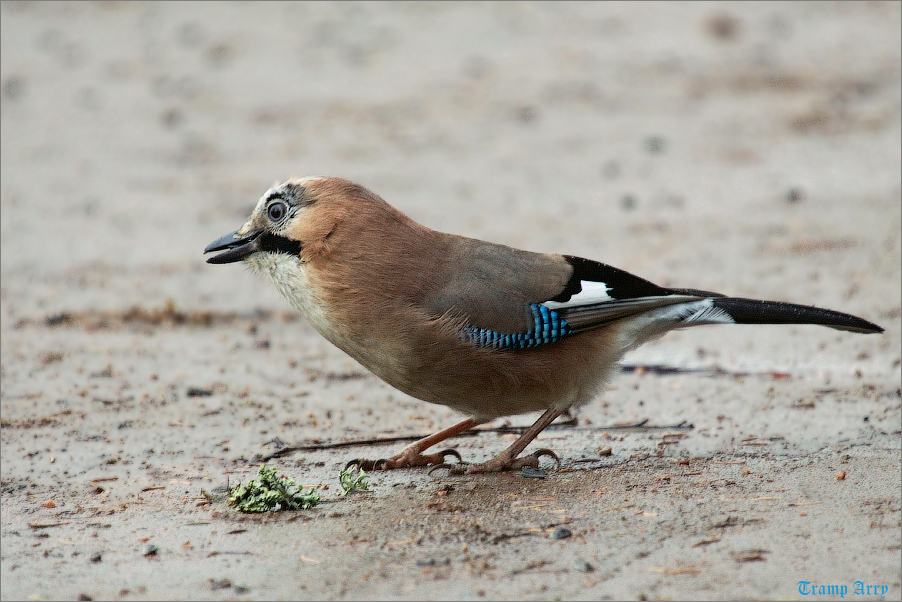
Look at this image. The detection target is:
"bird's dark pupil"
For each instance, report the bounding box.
[269,203,284,220]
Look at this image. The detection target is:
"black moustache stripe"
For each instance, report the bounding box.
[259,232,303,256]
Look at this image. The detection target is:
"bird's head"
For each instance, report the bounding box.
[203,176,358,266]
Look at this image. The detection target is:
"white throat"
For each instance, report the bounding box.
[245,253,336,339]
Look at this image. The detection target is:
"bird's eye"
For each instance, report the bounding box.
[267,201,286,222]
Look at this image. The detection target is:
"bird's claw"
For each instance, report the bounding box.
[428,462,468,476]
[436,448,463,464]
[430,448,561,475]
[346,448,464,472]
[528,448,561,469]
[344,458,384,472]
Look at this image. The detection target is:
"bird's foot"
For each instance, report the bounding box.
[430,448,560,475]
[345,448,462,471]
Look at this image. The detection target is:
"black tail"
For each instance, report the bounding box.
[712,297,883,334]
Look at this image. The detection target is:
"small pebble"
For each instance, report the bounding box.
[786,188,806,204]
[707,14,741,41]
[518,106,538,123]
[520,466,547,479]
[90,552,102,563]
[209,578,232,590]
[416,558,450,567]
[645,136,666,154]
[551,527,572,540]
[207,485,231,503]
[143,544,158,557]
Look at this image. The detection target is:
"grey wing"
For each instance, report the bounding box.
[419,242,719,350]
[421,235,576,333]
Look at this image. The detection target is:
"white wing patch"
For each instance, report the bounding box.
[642,298,735,327]
[543,280,613,309]
[617,298,734,352]
[680,299,734,325]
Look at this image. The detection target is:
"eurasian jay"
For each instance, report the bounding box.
[204,177,883,474]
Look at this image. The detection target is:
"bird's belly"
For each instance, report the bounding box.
[340,327,623,422]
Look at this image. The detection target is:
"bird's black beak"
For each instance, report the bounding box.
[204,229,263,264]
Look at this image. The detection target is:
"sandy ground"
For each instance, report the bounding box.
[1,2,900,600]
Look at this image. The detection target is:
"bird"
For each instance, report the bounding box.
[204,176,883,474]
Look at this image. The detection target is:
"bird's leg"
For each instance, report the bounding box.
[346,418,480,470]
[460,408,564,474]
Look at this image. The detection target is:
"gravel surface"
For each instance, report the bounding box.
[2,3,900,600]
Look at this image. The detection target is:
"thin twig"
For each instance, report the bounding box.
[261,420,692,460]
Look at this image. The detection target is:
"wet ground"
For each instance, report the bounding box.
[2,2,900,600]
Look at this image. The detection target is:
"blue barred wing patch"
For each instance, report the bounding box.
[462,304,571,350]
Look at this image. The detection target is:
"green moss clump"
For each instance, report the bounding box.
[338,467,371,496]
[228,465,320,512]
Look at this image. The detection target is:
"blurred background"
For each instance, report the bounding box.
[1,4,899,600]
[2,1,899,324]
